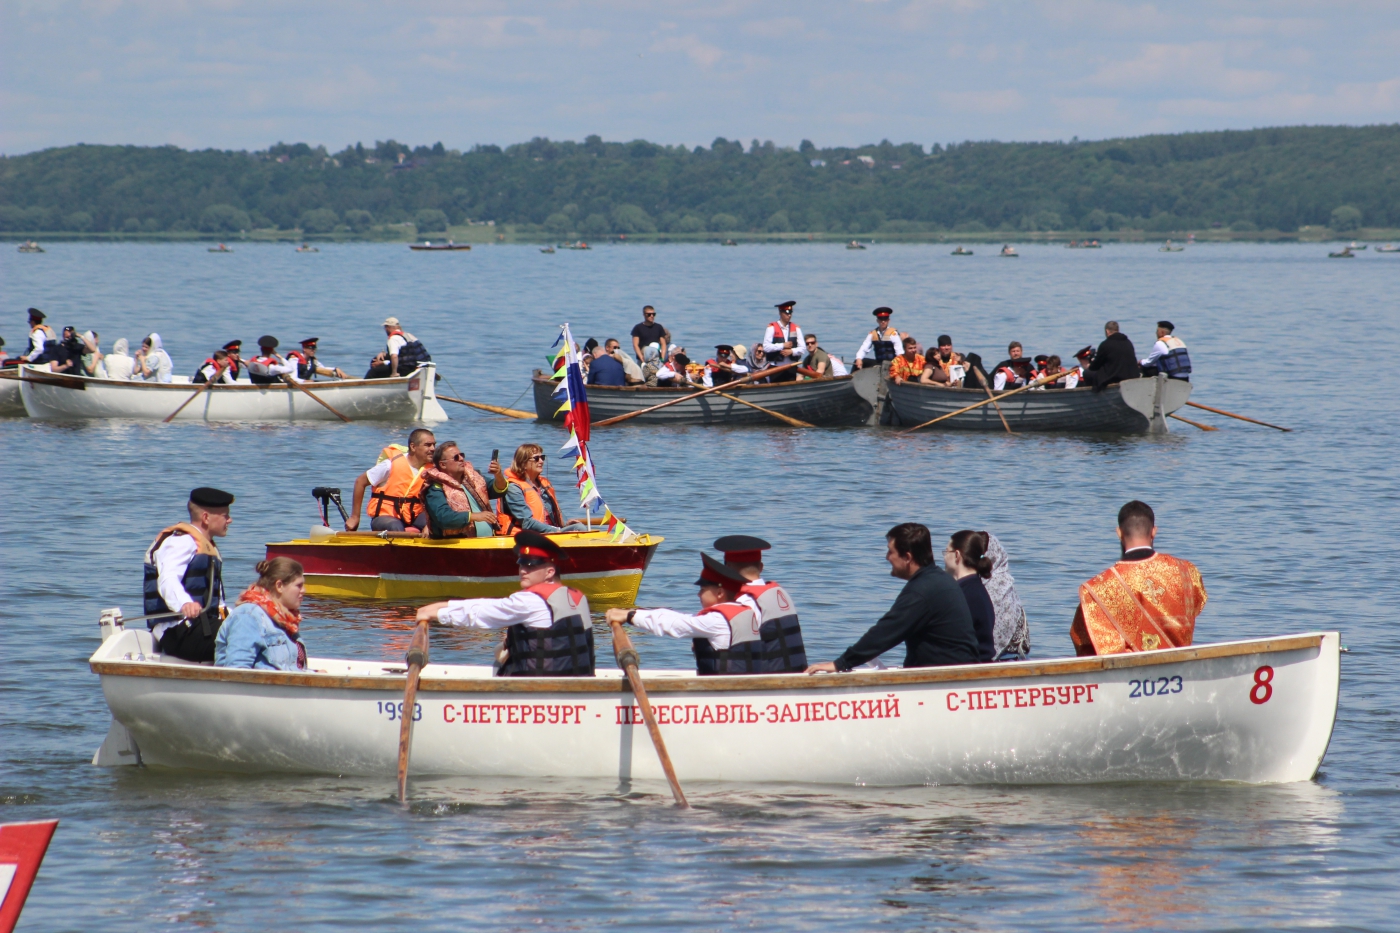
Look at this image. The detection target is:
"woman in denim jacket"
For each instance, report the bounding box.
[215,557,307,671]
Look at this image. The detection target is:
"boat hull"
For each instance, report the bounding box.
[18,363,448,422]
[888,375,1191,433]
[0,370,24,416]
[91,630,1339,786]
[265,530,661,606]
[531,372,872,426]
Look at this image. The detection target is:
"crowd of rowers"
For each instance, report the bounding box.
[142,485,1206,680]
[2,309,431,384]
[571,303,1193,392]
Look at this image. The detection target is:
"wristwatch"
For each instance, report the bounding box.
[626,610,636,624]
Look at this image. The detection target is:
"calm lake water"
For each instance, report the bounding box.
[2,241,1397,931]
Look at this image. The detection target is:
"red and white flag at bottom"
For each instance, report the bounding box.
[0,820,58,933]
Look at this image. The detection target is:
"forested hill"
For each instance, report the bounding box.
[2,125,1398,237]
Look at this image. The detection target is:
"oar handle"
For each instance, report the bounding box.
[593,361,801,427]
[396,617,430,804]
[609,620,689,808]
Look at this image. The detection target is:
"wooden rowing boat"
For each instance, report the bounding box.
[530,370,873,426]
[17,363,449,422]
[89,621,1340,786]
[409,242,470,251]
[0,369,25,416]
[887,374,1192,433]
[264,529,661,604]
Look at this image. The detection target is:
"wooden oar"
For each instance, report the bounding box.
[610,619,688,808]
[396,617,430,803]
[439,394,535,420]
[282,376,351,422]
[163,375,218,422]
[898,370,1066,434]
[713,391,813,428]
[593,361,801,427]
[969,366,1015,435]
[1170,413,1218,431]
[1185,401,1291,432]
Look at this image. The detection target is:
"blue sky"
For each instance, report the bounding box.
[3,1,1399,154]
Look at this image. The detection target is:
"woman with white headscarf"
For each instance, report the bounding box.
[79,331,104,377]
[986,534,1030,659]
[104,338,136,380]
[135,333,174,382]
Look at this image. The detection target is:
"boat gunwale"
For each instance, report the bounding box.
[265,532,663,552]
[531,371,856,396]
[19,365,426,393]
[91,632,1326,694]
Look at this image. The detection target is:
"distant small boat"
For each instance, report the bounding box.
[1000,245,1019,257]
[1375,243,1400,253]
[1347,241,1368,251]
[721,239,738,246]
[1159,240,1184,252]
[17,240,44,253]
[847,240,867,250]
[410,241,471,251]
[951,247,973,256]
[562,241,592,250]
[1328,248,1355,258]
[208,244,233,253]
[540,246,556,254]
[296,243,319,253]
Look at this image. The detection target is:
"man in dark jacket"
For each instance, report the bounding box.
[806,523,980,672]
[1082,320,1139,391]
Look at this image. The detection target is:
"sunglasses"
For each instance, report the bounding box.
[446,453,465,462]
[517,557,548,569]
[528,454,546,462]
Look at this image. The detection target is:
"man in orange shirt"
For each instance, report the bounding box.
[889,337,926,384]
[1070,500,1207,655]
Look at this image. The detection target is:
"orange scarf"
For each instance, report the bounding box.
[238,584,302,638]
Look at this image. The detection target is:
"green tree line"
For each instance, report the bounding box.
[2,125,1397,236]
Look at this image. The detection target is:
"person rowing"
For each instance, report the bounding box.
[193,349,235,385]
[417,531,595,677]
[287,337,348,380]
[715,534,807,672]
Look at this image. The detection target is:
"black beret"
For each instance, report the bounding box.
[190,487,234,508]
[937,335,952,346]
[27,308,45,322]
[257,335,278,349]
[1157,321,1174,332]
[872,307,893,317]
[775,300,797,310]
[514,530,562,561]
[695,552,746,588]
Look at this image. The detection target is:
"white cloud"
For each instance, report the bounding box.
[650,34,724,68]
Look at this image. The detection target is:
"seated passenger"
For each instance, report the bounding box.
[1037,355,1080,389]
[805,523,979,673]
[247,335,297,385]
[345,428,435,534]
[923,335,966,387]
[607,551,806,675]
[641,343,676,387]
[417,531,595,677]
[420,441,499,538]
[193,349,235,385]
[215,557,307,671]
[992,341,1035,390]
[492,444,587,534]
[986,534,1030,660]
[366,316,432,378]
[799,333,831,378]
[134,333,174,383]
[944,530,996,662]
[703,345,749,387]
[889,336,926,384]
[587,340,626,386]
[79,331,104,376]
[103,338,136,381]
[744,344,772,382]
[608,338,645,385]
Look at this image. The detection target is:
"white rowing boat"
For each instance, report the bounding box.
[90,610,1339,786]
[17,363,448,422]
[0,369,24,416]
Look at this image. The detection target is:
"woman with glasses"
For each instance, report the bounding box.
[491,444,587,535]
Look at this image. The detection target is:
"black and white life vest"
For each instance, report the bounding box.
[1159,335,1192,379]
[693,585,807,675]
[869,328,900,363]
[389,331,432,375]
[141,524,224,629]
[498,583,595,677]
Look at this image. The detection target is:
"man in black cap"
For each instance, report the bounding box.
[287,337,348,381]
[1081,321,1139,391]
[606,552,787,675]
[761,301,804,382]
[1138,321,1192,380]
[247,335,297,385]
[715,534,807,671]
[853,307,906,370]
[143,487,234,662]
[11,308,57,366]
[215,340,245,381]
[416,531,595,677]
[703,345,749,387]
[806,523,979,674]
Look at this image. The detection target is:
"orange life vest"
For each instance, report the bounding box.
[495,469,564,534]
[368,447,427,523]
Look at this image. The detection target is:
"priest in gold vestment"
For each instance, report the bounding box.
[1070,500,1207,656]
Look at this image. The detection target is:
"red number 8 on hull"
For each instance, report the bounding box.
[1250,665,1274,704]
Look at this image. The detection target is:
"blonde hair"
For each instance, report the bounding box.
[512,443,544,474]
[254,557,304,590]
